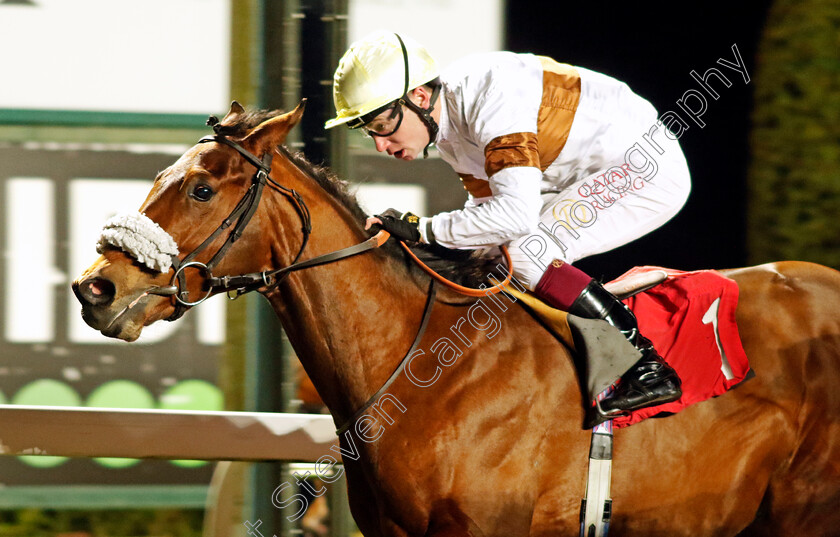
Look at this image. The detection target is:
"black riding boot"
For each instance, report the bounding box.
[569,280,682,419]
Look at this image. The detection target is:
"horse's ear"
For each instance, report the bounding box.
[222,101,247,124]
[245,99,307,153]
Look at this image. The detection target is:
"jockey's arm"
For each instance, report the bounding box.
[420,60,544,248]
[419,165,542,248]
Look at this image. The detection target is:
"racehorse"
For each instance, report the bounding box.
[72,103,840,537]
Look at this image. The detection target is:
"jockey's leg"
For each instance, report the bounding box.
[532,260,681,417]
[506,129,690,420]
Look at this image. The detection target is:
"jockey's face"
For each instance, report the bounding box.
[367,87,435,161]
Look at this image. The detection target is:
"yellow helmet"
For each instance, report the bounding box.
[325,31,439,130]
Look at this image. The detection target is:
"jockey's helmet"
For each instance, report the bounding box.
[325,31,439,131]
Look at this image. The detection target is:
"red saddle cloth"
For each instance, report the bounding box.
[610,266,752,428]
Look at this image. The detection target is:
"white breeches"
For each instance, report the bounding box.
[507,133,691,290]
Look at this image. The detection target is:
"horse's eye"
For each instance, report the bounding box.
[191,184,214,202]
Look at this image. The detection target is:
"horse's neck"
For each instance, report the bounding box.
[262,158,427,419]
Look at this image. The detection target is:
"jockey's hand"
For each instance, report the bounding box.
[365,208,422,242]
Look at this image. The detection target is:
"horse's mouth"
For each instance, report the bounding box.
[77,287,162,342]
[77,307,140,341]
[78,304,141,342]
[101,318,138,341]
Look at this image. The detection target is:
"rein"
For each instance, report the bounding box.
[165,133,391,313]
[400,243,513,297]
[166,128,512,314]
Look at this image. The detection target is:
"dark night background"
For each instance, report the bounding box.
[505,2,772,280]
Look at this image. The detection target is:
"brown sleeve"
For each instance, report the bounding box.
[483,132,540,178]
[458,173,493,198]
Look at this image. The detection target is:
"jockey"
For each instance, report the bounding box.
[326,31,691,423]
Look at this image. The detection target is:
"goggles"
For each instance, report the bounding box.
[347,99,405,137]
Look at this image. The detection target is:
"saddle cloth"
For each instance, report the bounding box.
[610,266,753,428]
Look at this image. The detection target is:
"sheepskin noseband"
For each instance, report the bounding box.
[97,212,180,273]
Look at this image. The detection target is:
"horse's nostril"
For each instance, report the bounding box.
[77,278,116,306]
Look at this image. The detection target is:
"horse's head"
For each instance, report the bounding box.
[72,101,306,341]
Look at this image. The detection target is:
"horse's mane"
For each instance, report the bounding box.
[218,108,502,289]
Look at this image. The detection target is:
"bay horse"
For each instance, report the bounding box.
[72,103,840,537]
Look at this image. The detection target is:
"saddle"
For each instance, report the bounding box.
[505,266,753,428]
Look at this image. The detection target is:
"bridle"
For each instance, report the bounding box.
[165,120,309,321]
[165,118,388,321]
[163,117,514,322]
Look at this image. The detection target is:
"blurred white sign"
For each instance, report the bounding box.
[0,0,231,113]
[348,0,504,71]
[3,176,225,345]
[355,183,427,216]
[0,0,502,114]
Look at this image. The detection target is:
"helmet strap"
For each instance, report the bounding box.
[402,85,440,159]
[394,33,441,159]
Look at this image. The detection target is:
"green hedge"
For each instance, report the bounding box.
[748,0,840,268]
[0,509,202,537]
